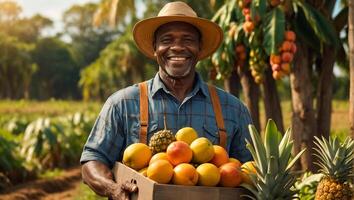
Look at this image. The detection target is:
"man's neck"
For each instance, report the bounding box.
[159,71,196,103]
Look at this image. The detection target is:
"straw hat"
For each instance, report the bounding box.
[133,1,223,60]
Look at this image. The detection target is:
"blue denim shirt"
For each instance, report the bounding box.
[80,73,253,168]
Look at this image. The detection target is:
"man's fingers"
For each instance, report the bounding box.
[121,182,138,193]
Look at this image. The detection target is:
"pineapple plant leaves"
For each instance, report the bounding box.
[245,119,306,199]
[262,7,285,55]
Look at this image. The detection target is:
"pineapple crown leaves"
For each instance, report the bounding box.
[245,119,306,200]
[313,136,354,182]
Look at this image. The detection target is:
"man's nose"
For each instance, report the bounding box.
[170,40,185,51]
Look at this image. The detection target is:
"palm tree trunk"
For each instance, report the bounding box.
[237,67,261,131]
[262,67,284,133]
[223,69,241,98]
[316,46,336,139]
[290,41,316,171]
[349,0,354,139]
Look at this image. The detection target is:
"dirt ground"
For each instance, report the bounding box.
[0,167,82,200]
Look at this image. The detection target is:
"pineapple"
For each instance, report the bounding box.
[148,129,175,154]
[313,136,354,200]
[243,119,306,199]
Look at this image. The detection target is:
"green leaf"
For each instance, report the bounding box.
[264,119,280,160]
[262,7,285,55]
[295,1,338,47]
[248,125,267,174]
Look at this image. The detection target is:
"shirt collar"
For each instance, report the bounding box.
[150,72,208,98]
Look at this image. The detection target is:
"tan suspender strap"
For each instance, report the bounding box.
[208,85,227,149]
[139,82,149,144]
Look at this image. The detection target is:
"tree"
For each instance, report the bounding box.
[349,0,354,138]
[31,37,79,99]
[0,33,35,99]
[62,3,117,68]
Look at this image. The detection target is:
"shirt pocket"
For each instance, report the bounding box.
[202,124,219,144]
[128,121,158,143]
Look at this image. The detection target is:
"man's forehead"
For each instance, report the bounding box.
[154,22,200,37]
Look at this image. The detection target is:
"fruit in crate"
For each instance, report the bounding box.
[190,137,215,164]
[196,163,220,186]
[149,129,176,154]
[209,145,229,167]
[229,157,242,168]
[313,136,353,200]
[240,161,256,185]
[175,127,198,145]
[219,163,242,187]
[166,141,193,166]
[123,143,152,170]
[147,159,174,184]
[172,163,199,186]
[149,152,169,165]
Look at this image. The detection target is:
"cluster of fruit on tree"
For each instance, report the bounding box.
[249,48,267,84]
[270,30,297,80]
[122,127,256,187]
[238,0,259,34]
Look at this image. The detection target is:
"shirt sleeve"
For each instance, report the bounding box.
[229,104,253,163]
[80,98,125,168]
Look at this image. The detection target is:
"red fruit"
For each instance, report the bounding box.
[272,70,284,80]
[271,64,281,71]
[285,31,296,42]
[270,0,281,7]
[245,14,252,22]
[281,41,292,52]
[281,63,291,74]
[242,8,250,16]
[239,52,247,60]
[166,141,192,166]
[270,54,281,65]
[281,52,294,62]
[290,43,297,54]
[243,0,252,6]
[243,21,254,33]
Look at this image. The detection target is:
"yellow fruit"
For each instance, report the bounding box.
[123,143,152,170]
[175,127,198,145]
[139,167,148,177]
[149,152,169,165]
[241,161,256,186]
[147,160,174,184]
[196,163,220,186]
[172,163,199,186]
[190,137,215,164]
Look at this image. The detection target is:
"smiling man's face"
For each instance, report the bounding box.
[154,22,201,79]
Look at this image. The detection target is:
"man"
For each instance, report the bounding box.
[80,1,253,199]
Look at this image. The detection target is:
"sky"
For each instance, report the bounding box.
[17,0,99,34]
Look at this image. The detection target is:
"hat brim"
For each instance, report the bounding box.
[133,16,223,60]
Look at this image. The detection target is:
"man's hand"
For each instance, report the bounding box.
[81,161,138,200]
[109,181,138,200]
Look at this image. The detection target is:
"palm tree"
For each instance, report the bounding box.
[93,0,135,27]
[349,0,354,138]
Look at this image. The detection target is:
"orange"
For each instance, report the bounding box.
[172,163,198,186]
[190,137,214,164]
[166,141,193,166]
[123,143,152,170]
[175,127,198,145]
[147,160,174,184]
[149,152,168,165]
[219,163,242,187]
[229,158,242,168]
[209,145,229,167]
[139,167,148,177]
[281,52,293,63]
[285,31,296,42]
[270,54,281,65]
[196,163,220,186]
